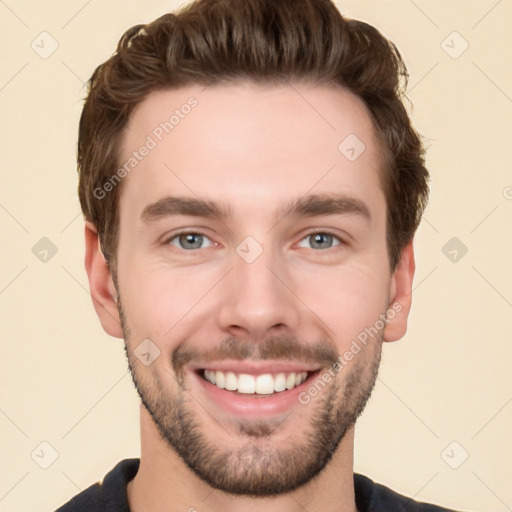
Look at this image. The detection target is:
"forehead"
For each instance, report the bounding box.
[117,82,386,226]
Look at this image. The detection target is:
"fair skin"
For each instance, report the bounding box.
[85,82,415,512]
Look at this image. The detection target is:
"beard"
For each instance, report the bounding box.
[118,299,382,497]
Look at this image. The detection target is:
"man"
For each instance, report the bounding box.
[56,0,460,510]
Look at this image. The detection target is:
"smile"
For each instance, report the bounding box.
[202,369,310,395]
[189,361,322,416]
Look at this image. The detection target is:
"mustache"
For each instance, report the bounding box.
[172,335,339,376]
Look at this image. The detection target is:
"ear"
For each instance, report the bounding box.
[383,240,415,343]
[84,221,124,339]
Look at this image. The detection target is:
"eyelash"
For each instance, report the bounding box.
[162,230,346,254]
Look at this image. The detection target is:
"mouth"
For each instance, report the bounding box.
[199,368,314,396]
[188,362,322,417]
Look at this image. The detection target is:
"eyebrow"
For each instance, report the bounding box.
[140,193,371,224]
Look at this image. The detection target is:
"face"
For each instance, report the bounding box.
[90,82,412,496]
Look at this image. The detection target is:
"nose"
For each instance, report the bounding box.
[216,246,302,340]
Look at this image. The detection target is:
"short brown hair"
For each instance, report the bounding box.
[78,0,429,275]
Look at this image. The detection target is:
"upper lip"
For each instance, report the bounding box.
[188,360,323,375]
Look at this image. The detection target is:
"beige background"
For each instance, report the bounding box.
[1,0,511,511]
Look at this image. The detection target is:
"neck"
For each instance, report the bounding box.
[127,405,358,512]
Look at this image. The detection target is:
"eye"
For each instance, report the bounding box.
[297,232,342,250]
[166,232,215,250]
[163,231,343,252]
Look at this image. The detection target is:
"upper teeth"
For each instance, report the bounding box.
[203,369,309,394]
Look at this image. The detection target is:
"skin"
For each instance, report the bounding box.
[84,82,415,512]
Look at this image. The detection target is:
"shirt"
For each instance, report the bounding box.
[54,458,461,512]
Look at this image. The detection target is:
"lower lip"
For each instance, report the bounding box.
[191,370,318,418]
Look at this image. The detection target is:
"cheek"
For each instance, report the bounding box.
[119,257,219,339]
[293,262,389,345]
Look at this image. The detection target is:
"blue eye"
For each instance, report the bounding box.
[297,232,342,250]
[164,231,343,253]
[167,232,214,250]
